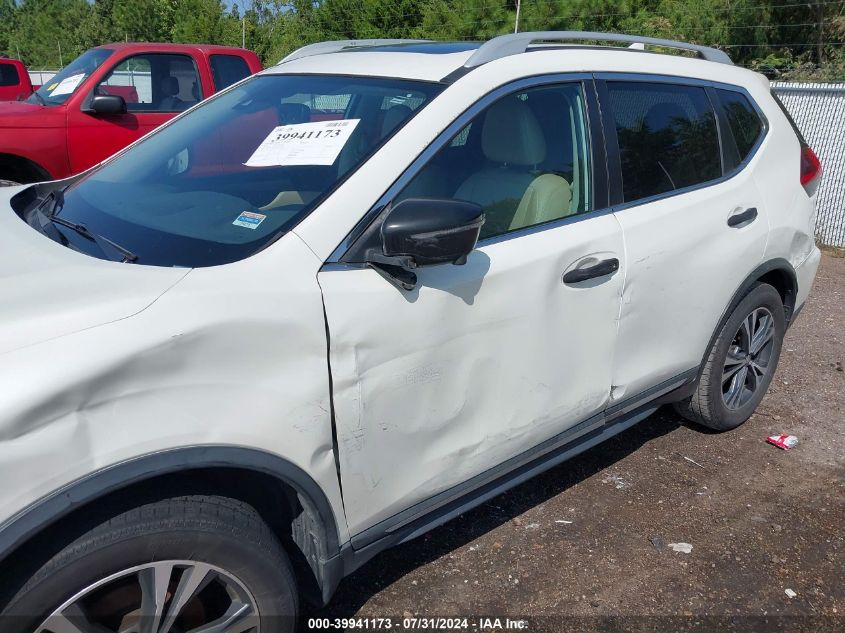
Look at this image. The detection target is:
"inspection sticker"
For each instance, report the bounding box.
[49,73,86,96]
[232,211,267,229]
[244,119,360,167]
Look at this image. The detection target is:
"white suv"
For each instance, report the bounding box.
[0,32,823,630]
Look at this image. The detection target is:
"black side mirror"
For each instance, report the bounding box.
[88,94,127,115]
[381,198,485,268]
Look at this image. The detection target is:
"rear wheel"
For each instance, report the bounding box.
[675,283,785,431]
[0,495,298,633]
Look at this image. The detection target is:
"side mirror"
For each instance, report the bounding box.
[88,94,127,115]
[381,198,485,268]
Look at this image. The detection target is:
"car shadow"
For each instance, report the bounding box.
[302,406,697,623]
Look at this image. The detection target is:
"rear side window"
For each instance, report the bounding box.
[210,54,251,91]
[0,62,21,87]
[716,89,764,166]
[606,82,721,203]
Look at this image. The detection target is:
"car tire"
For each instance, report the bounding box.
[674,282,785,431]
[0,494,298,633]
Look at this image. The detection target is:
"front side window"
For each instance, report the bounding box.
[210,54,251,91]
[95,54,201,113]
[26,48,113,106]
[396,82,592,240]
[38,74,443,267]
[606,81,721,203]
[0,62,20,87]
[717,89,764,168]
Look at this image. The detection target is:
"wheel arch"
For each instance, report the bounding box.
[0,446,344,607]
[0,153,52,185]
[697,257,797,377]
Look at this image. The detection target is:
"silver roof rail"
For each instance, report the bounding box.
[463,31,733,68]
[280,39,432,64]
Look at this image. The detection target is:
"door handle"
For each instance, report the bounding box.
[727,207,758,227]
[563,258,619,284]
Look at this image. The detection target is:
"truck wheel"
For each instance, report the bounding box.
[1,495,299,633]
[0,180,21,187]
[674,283,785,431]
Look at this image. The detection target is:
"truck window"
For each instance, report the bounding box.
[210,54,251,91]
[95,53,201,113]
[0,62,21,87]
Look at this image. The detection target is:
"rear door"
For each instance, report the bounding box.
[597,76,769,399]
[67,53,204,173]
[319,78,626,539]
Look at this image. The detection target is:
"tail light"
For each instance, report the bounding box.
[800,145,822,195]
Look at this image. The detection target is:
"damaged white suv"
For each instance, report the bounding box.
[0,32,822,631]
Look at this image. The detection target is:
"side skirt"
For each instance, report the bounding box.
[327,368,697,584]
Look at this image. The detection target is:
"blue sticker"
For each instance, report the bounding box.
[232,211,267,229]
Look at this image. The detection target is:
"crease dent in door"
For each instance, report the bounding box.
[320,221,623,535]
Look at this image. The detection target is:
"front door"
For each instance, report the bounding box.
[319,80,627,538]
[67,53,203,174]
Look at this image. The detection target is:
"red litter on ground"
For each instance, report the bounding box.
[766,434,799,450]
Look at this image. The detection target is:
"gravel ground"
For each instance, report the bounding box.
[305,254,844,632]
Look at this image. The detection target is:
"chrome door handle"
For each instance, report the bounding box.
[728,207,758,227]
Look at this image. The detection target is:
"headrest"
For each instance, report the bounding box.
[481,97,546,166]
[161,76,180,97]
[381,105,413,136]
[278,102,311,125]
[643,102,687,132]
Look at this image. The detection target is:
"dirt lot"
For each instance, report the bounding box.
[306,254,844,631]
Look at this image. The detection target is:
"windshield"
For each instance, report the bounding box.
[48,74,444,267]
[26,48,113,106]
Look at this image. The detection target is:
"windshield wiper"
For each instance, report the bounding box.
[35,188,139,263]
[48,215,139,263]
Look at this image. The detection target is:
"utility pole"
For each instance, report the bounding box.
[816,0,825,64]
[514,0,521,34]
[58,41,63,68]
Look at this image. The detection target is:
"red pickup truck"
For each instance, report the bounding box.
[0,57,34,102]
[0,43,262,185]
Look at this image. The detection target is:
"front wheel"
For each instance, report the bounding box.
[0,495,299,633]
[675,283,785,431]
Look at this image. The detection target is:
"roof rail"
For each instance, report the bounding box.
[280,39,432,64]
[463,31,733,68]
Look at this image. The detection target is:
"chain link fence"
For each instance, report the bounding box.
[772,82,845,248]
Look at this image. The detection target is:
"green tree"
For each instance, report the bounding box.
[13,0,92,68]
[171,0,226,43]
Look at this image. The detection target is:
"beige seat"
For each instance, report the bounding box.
[509,173,572,230]
[454,97,572,238]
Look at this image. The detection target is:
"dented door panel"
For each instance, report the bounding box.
[611,171,768,399]
[319,214,625,536]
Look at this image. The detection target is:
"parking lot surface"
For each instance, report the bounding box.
[307,254,844,630]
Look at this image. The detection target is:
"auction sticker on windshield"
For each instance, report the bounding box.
[50,73,86,96]
[245,119,360,167]
[232,211,267,229]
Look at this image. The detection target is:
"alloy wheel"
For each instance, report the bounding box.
[721,306,776,410]
[36,560,259,633]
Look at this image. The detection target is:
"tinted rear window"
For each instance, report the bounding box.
[210,54,251,91]
[0,62,20,87]
[606,81,722,203]
[717,89,764,165]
